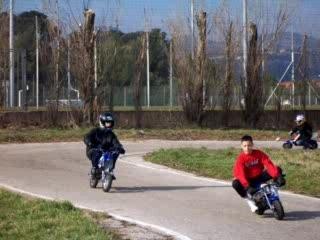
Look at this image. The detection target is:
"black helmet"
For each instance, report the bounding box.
[99,112,114,128]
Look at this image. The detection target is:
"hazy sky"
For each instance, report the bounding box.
[5,0,320,36]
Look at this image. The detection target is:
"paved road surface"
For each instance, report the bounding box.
[0,141,319,240]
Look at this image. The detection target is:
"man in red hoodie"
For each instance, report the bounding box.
[232,135,285,212]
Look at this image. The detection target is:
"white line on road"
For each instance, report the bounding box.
[0,183,192,240]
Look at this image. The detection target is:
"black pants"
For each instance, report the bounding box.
[232,171,273,198]
[295,138,312,148]
[87,148,102,168]
[86,148,118,171]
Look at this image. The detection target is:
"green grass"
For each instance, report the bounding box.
[0,127,290,143]
[0,189,120,240]
[145,148,320,198]
[0,127,90,143]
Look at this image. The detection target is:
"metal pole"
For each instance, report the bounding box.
[308,84,311,106]
[169,40,173,107]
[4,57,8,107]
[9,0,14,107]
[242,0,248,88]
[67,38,71,101]
[261,0,265,75]
[55,0,59,98]
[191,0,194,59]
[291,27,295,109]
[21,49,26,110]
[35,16,39,109]
[265,61,293,107]
[146,30,150,108]
[124,86,127,107]
[16,51,19,94]
[144,8,150,108]
[94,35,97,89]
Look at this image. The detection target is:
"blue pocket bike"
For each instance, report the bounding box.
[251,182,285,220]
[89,151,118,192]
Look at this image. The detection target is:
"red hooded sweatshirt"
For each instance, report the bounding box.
[233,149,279,188]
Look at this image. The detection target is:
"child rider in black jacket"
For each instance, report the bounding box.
[84,112,125,178]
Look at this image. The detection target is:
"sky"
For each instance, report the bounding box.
[3,0,320,36]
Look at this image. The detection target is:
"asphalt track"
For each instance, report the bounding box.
[0,140,319,240]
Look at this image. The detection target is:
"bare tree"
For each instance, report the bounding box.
[221,21,236,126]
[296,34,309,112]
[241,6,289,127]
[40,16,66,125]
[241,23,263,127]
[170,10,209,125]
[96,30,122,112]
[70,9,96,125]
[213,1,240,127]
[133,35,146,128]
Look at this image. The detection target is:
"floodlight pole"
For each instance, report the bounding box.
[242,0,248,88]
[291,27,295,108]
[9,0,14,107]
[191,0,194,59]
[35,15,39,109]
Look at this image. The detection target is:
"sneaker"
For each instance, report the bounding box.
[91,167,97,175]
[245,198,258,212]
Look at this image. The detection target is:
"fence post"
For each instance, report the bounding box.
[21,49,27,110]
[163,85,166,106]
[308,84,311,106]
[124,86,127,107]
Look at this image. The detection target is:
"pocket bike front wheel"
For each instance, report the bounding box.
[282,142,292,149]
[102,173,113,192]
[273,200,285,220]
[255,208,265,215]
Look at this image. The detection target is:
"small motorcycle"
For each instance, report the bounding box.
[282,139,318,150]
[251,182,285,220]
[283,131,318,149]
[89,150,118,192]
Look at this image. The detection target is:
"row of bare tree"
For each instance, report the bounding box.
[1,1,319,128]
[169,1,292,127]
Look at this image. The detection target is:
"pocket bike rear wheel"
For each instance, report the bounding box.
[90,176,99,188]
[309,140,318,150]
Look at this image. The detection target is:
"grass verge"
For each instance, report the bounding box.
[145,148,320,198]
[0,189,121,240]
[0,127,290,143]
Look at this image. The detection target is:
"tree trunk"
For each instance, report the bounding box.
[243,23,263,128]
[298,34,309,112]
[181,10,207,125]
[222,21,234,127]
[133,36,146,129]
[82,9,96,125]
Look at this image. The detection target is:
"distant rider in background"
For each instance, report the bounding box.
[290,114,313,149]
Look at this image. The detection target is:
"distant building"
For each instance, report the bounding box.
[279,80,320,89]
